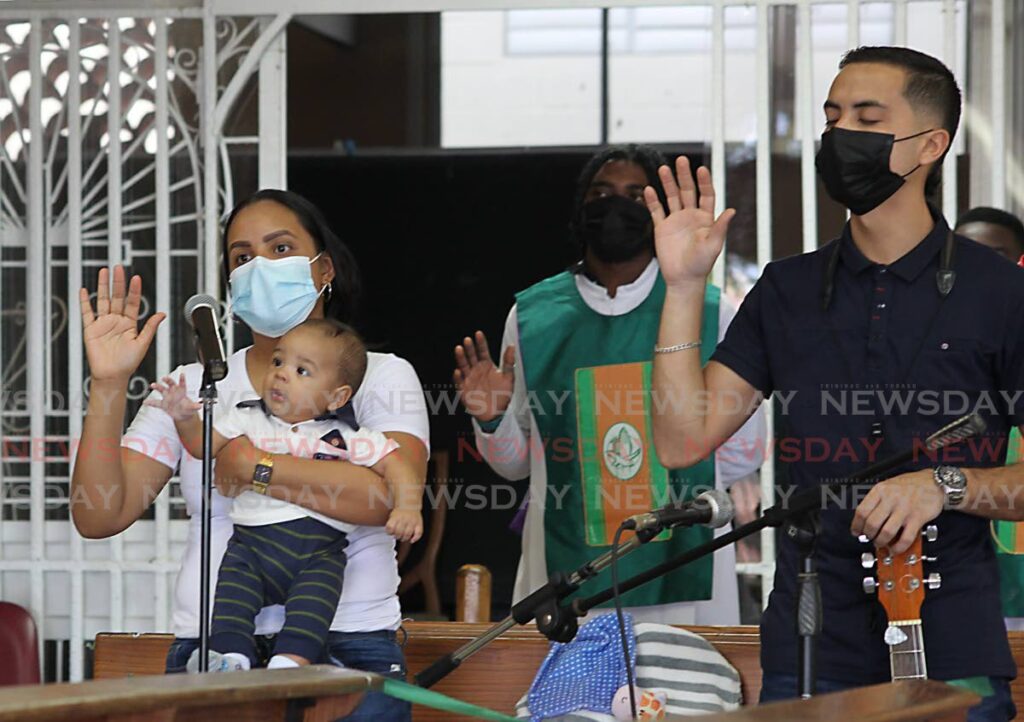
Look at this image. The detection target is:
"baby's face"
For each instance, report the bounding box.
[263,327,347,423]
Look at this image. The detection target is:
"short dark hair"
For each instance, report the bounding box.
[223,189,362,325]
[839,46,962,199]
[955,206,1024,251]
[292,318,368,393]
[569,143,671,251]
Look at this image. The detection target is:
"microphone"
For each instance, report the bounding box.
[922,412,987,452]
[622,489,734,533]
[184,294,228,383]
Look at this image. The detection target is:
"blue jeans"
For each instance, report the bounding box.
[760,672,1016,722]
[165,630,410,722]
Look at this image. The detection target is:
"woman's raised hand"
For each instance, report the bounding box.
[80,265,165,383]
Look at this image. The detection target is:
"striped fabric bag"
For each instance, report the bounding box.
[516,623,741,720]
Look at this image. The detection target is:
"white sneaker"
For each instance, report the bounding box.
[267,655,300,670]
[186,649,250,673]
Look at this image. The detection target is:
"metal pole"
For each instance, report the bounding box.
[154,15,172,634]
[798,1,816,254]
[710,0,726,289]
[27,16,46,684]
[416,531,648,688]
[67,16,86,682]
[600,7,609,144]
[941,0,958,223]
[107,19,125,633]
[755,0,775,609]
[198,375,217,672]
[991,0,1006,208]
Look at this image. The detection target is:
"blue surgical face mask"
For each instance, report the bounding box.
[229,253,326,338]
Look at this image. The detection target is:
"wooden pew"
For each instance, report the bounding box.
[399,622,762,718]
[91,623,760,720]
[93,633,175,679]
[400,622,761,720]
[5,660,976,722]
[696,681,978,722]
[0,665,374,722]
[89,625,1024,720]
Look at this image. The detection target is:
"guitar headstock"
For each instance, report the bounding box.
[862,525,941,625]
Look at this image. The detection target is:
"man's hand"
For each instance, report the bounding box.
[645,156,735,289]
[453,331,515,423]
[851,469,944,554]
[214,436,260,498]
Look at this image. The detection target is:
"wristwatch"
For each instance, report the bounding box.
[252,452,274,495]
[933,465,967,508]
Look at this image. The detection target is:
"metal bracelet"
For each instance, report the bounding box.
[654,340,702,354]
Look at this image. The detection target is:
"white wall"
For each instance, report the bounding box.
[441,3,962,149]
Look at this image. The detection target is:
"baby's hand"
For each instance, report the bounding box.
[386,509,423,544]
[146,373,201,421]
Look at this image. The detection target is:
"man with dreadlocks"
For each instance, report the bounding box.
[453,144,766,625]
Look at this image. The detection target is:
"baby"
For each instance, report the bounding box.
[149,318,423,672]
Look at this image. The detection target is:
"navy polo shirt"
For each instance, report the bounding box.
[712,212,1024,684]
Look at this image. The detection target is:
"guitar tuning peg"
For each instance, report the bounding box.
[861,552,876,569]
[863,577,878,594]
[858,534,870,544]
[923,525,938,542]
[927,572,942,590]
[923,556,938,563]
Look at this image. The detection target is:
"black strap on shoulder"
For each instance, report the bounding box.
[936,229,956,297]
[821,228,957,310]
[820,239,843,311]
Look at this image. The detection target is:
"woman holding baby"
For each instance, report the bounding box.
[70,190,426,722]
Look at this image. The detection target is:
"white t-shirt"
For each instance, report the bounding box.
[213,401,398,531]
[472,259,767,626]
[124,348,430,638]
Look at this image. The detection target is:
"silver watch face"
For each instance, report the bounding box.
[937,465,967,490]
[935,465,967,504]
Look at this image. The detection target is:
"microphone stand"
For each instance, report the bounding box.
[415,526,661,688]
[185,296,228,673]
[197,365,218,673]
[417,413,985,693]
[790,511,821,699]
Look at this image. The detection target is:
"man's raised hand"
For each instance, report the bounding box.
[645,156,736,288]
[453,331,515,423]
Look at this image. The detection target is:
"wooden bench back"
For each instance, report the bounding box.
[90,625,1024,720]
[400,622,763,717]
[92,623,761,719]
[0,665,373,722]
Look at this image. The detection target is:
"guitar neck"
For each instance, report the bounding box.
[888,621,927,681]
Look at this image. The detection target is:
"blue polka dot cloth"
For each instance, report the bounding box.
[525,613,636,721]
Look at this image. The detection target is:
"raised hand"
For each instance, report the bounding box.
[644,156,736,288]
[80,266,165,383]
[453,331,515,423]
[146,373,201,421]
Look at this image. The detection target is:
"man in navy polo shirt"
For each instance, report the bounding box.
[647,46,1024,721]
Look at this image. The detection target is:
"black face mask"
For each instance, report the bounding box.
[575,194,653,263]
[815,127,933,216]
